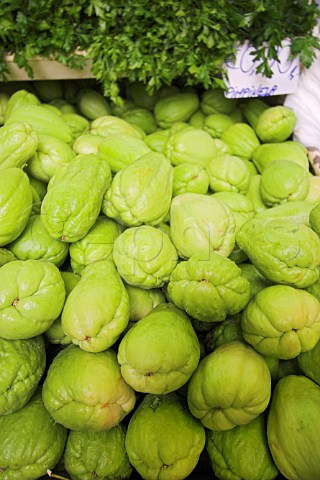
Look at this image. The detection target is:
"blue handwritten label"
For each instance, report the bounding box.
[224,40,300,98]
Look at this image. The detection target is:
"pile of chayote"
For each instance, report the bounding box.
[0,80,320,480]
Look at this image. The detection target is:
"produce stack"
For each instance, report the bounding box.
[0,78,320,480]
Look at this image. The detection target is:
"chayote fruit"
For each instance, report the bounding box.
[0,335,46,416]
[117,303,200,394]
[90,115,144,139]
[41,153,111,242]
[113,225,178,288]
[61,260,130,352]
[256,200,314,227]
[102,152,173,227]
[97,133,151,173]
[33,80,63,102]
[167,253,251,323]
[221,123,260,160]
[173,163,209,196]
[126,81,160,109]
[164,126,218,168]
[239,262,272,298]
[206,413,278,480]
[42,345,136,431]
[122,107,157,134]
[170,193,236,259]
[236,217,320,288]
[245,174,268,214]
[267,375,320,480]
[154,92,200,128]
[255,105,296,143]
[309,201,320,237]
[203,113,235,138]
[50,97,77,114]
[3,89,40,123]
[306,175,320,203]
[187,341,271,430]
[252,141,309,173]
[8,214,69,267]
[0,122,38,169]
[125,283,166,321]
[260,159,310,207]
[206,154,251,194]
[0,92,9,125]
[241,284,320,359]
[61,112,90,141]
[73,133,104,155]
[125,393,205,480]
[0,389,67,480]
[144,128,170,153]
[188,109,206,129]
[76,88,111,120]
[69,215,122,274]
[240,97,269,129]
[29,176,47,215]
[200,88,238,115]
[64,424,132,480]
[26,134,75,183]
[298,338,320,386]
[0,168,33,247]
[0,259,65,339]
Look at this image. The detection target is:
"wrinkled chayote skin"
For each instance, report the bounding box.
[167,253,251,323]
[154,92,200,128]
[8,214,69,267]
[221,123,260,160]
[204,315,244,353]
[164,126,218,168]
[206,154,251,194]
[200,88,238,116]
[187,341,271,430]
[0,248,16,267]
[69,215,122,274]
[236,217,320,288]
[4,89,40,123]
[0,121,38,169]
[113,225,178,289]
[41,153,111,242]
[97,133,151,173]
[102,152,173,227]
[117,303,201,394]
[298,338,320,386]
[255,105,296,143]
[241,284,320,359]
[42,345,136,431]
[267,375,320,480]
[0,259,65,339]
[125,283,166,321]
[73,133,104,155]
[26,134,75,182]
[62,260,130,352]
[122,107,157,134]
[0,335,46,416]
[252,141,309,173]
[238,262,271,298]
[206,413,278,480]
[0,167,33,247]
[172,163,209,196]
[170,193,236,259]
[64,424,132,480]
[126,393,205,480]
[203,113,235,138]
[260,159,310,206]
[0,389,67,480]
[90,115,144,139]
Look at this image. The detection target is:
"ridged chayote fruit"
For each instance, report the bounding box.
[221,123,260,159]
[0,122,38,169]
[255,106,296,143]
[206,413,278,480]
[8,214,69,267]
[125,393,205,480]
[64,424,132,480]
[154,93,200,128]
[102,152,173,227]
[41,153,111,242]
[0,259,65,339]
[298,339,320,386]
[203,113,235,138]
[62,260,130,352]
[206,154,251,194]
[241,285,320,359]
[0,335,46,416]
[267,375,320,480]
[200,88,238,115]
[170,193,236,259]
[125,284,166,321]
[0,168,33,246]
[252,141,309,173]
[236,218,320,288]
[122,107,157,134]
[117,303,200,394]
[0,389,67,480]
[172,163,209,196]
[90,115,144,139]
[167,253,251,323]
[256,200,314,227]
[42,345,136,431]
[73,133,104,155]
[187,341,271,430]
[113,225,178,288]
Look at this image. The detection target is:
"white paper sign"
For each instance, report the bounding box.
[224,40,300,98]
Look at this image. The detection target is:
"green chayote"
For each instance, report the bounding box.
[255,106,296,143]
[102,152,173,227]
[0,122,38,169]
[172,163,209,196]
[206,154,251,194]
[73,133,104,155]
[41,154,111,242]
[113,225,178,288]
[221,123,260,159]
[62,260,130,352]
[123,107,157,134]
[118,303,200,394]
[154,93,200,128]
[252,141,309,173]
[42,345,136,431]
[0,168,33,247]
[245,174,268,214]
[90,115,144,139]
[256,201,314,227]
[200,88,238,115]
[203,113,235,138]
[236,218,320,288]
[0,259,65,339]
[61,112,90,141]
[0,248,16,267]
[125,283,166,321]
[298,338,320,386]
[144,128,170,153]
[241,285,320,359]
